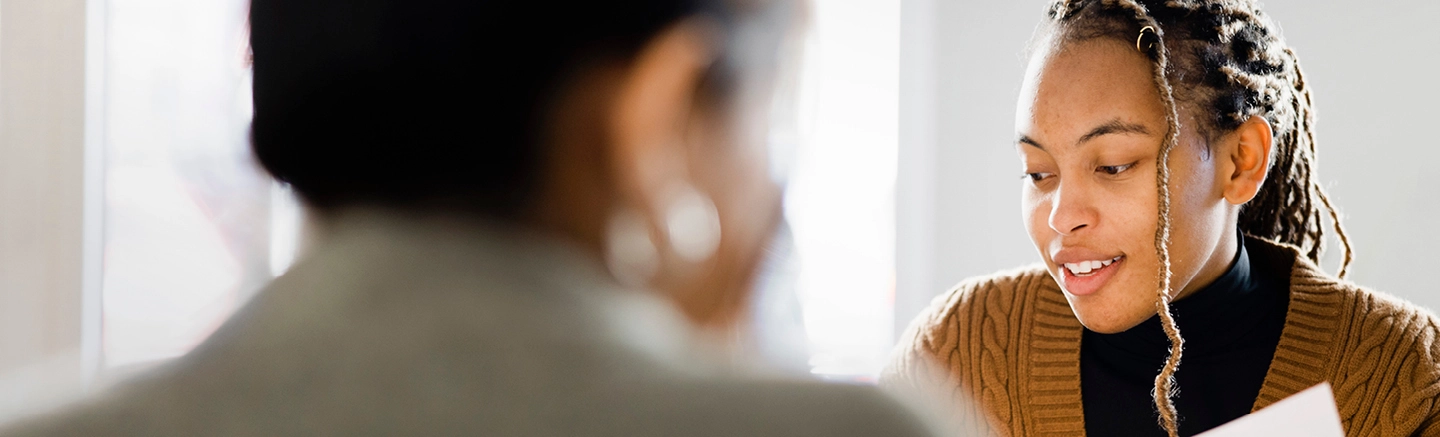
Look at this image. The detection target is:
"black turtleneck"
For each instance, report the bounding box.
[1081,237,1294,436]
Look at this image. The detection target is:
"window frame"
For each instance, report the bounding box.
[0,0,107,413]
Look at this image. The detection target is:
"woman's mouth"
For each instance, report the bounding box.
[1059,255,1124,296]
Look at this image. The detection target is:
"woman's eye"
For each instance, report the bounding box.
[1097,162,1136,176]
[1024,172,1053,183]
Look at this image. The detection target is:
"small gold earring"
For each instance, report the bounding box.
[1137,26,1157,53]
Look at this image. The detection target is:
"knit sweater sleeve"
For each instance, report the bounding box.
[878,281,993,436]
[879,266,1057,437]
[1327,287,1440,437]
[1423,396,1440,437]
[881,287,960,393]
[1414,312,1440,437]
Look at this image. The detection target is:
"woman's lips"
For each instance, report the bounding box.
[1058,255,1124,296]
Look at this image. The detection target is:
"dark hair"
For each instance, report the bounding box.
[248,0,775,217]
[1041,1,1353,435]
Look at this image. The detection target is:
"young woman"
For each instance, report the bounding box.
[884,1,1440,436]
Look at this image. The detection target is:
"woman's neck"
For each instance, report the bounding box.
[1173,229,1242,303]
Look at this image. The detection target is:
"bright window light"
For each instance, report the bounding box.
[99,0,296,368]
[786,0,900,380]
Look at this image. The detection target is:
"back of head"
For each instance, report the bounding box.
[249,0,729,218]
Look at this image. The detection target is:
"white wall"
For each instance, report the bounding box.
[897,0,1440,332]
[1262,0,1440,308]
[0,0,104,418]
[897,0,1042,335]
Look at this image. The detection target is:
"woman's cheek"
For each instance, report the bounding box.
[1021,189,1052,250]
[1109,176,1161,237]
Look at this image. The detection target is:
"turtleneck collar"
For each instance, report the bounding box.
[1081,235,1296,436]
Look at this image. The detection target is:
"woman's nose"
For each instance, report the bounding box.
[1048,180,1096,235]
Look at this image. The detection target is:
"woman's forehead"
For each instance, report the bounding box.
[1016,38,1168,146]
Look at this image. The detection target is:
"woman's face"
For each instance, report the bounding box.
[1015,37,1237,334]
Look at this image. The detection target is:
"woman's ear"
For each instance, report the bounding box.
[608,20,718,207]
[603,20,736,318]
[1222,116,1275,205]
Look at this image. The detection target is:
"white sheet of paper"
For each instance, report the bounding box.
[1196,383,1344,437]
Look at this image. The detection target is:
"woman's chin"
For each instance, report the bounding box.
[1070,305,1155,334]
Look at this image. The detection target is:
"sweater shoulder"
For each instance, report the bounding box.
[924,264,1054,325]
[890,264,1055,361]
[1344,284,1440,333]
[879,264,1064,432]
[1298,273,1440,362]
[1338,284,1440,431]
[1332,283,1440,373]
[1284,271,1440,431]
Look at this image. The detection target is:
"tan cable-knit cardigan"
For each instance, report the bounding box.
[882,239,1440,437]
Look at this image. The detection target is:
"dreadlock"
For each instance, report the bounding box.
[1042,1,1354,436]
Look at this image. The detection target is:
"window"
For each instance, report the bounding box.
[785,0,900,380]
[98,0,298,368]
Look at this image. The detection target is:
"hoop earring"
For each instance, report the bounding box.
[664,186,722,263]
[1136,26,1157,53]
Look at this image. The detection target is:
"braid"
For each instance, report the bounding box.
[1207,4,1353,276]
[1043,0,1355,434]
[1288,49,1355,277]
[1115,3,1185,436]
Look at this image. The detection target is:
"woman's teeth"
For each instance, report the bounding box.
[1064,256,1122,276]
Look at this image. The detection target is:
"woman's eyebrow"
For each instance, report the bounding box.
[1018,135,1045,150]
[1077,119,1152,145]
[1017,119,1151,150]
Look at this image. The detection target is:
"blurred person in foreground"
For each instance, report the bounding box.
[0,1,946,435]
